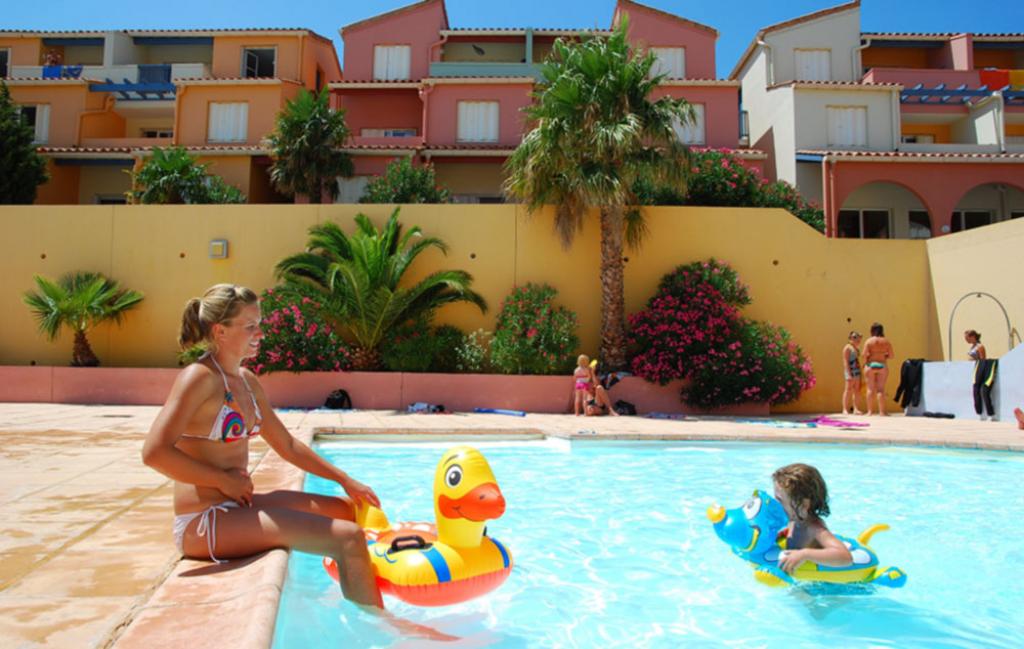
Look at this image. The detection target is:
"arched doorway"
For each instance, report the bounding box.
[837,181,931,239]
[948,183,1024,234]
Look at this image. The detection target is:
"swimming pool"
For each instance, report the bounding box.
[272,439,1024,648]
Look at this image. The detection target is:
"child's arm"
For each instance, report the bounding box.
[779,525,853,573]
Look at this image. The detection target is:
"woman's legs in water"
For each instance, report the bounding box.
[180,490,381,608]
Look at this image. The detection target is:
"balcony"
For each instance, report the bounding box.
[11,63,211,98]
[863,67,982,89]
[898,142,1003,154]
[428,62,541,80]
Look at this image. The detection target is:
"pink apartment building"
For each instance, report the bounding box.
[330,0,765,202]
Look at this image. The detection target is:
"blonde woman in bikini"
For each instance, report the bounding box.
[141,285,383,609]
[841,331,865,415]
[861,322,894,416]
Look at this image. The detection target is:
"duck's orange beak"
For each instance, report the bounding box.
[438,483,505,521]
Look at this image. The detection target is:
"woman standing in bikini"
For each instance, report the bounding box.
[141,285,383,609]
[861,322,894,416]
[841,331,864,415]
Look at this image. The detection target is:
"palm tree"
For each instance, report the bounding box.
[23,272,144,366]
[275,208,487,369]
[504,18,695,369]
[129,147,245,204]
[266,89,353,203]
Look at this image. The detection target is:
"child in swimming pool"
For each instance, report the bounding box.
[772,463,853,574]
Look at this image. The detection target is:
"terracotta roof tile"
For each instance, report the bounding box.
[798,148,1024,161]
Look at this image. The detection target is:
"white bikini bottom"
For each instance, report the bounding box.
[172,501,239,564]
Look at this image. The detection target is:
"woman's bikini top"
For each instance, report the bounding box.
[180,355,262,443]
[968,343,981,360]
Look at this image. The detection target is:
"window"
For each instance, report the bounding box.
[207,102,248,143]
[650,47,685,79]
[672,104,705,145]
[140,128,174,139]
[242,48,276,78]
[827,106,867,148]
[901,134,935,144]
[950,210,992,233]
[795,49,831,81]
[457,101,499,143]
[907,210,932,239]
[373,45,411,81]
[360,128,418,137]
[17,105,50,144]
[837,209,890,239]
[0,48,10,78]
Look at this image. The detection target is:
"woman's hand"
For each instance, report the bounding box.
[339,475,381,508]
[218,467,254,507]
[778,549,809,574]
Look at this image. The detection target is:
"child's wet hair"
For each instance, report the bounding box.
[773,463,831,519]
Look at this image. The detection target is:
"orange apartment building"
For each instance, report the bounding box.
[0,28,340,204]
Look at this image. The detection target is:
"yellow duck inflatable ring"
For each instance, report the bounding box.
[324,446,512,606]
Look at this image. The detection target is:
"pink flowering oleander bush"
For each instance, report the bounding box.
[491,283,579,375]
[245,286,351,374]
[629,259,815,408]
[633,148,825,233]
[684,319,816,408]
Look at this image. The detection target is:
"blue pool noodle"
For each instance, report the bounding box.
[473,407,527,417]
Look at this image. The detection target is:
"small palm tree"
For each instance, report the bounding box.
[504,17,694,369]
[266,89,353,203]
[129,147,245,204]
[275,208,486,369]
[23,272,144,366]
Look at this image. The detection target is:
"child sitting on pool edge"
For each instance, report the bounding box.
[772,463,853,574]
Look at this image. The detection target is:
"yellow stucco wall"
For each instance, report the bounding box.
[926,217,1024,362]
[3,203,998,413]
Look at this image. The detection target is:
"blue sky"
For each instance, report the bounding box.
[5,1,1023,77]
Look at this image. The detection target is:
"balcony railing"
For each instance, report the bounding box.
[11,62,210,98]
[429,61,541,80]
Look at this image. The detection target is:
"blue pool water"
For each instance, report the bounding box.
[272,440,1024,648]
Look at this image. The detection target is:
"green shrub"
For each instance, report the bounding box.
[129,147,245,204]
[455,329,494,373]
[431,325,465,373]
[381,320,467,372]
[633,148,824,232]
[360,158,450,204]
[491,284,579,375]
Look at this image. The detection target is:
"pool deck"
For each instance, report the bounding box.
[1,402,1021,648]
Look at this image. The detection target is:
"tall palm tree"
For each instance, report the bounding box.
[266,89,353,203]
[23,272,144,366]
[504,18,695,369]
[275,208,487,369]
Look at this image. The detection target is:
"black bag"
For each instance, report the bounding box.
[324,389,352,410]
[614,399,637,416]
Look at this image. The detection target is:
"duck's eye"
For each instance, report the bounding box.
[445,465,463,488]
[742,497,762,519]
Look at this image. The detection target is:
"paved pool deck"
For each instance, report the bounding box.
[0,403,1021,648]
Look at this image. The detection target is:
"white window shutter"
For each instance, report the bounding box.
[796,50,831,81]
[651,47,685,79]
[673,104,705,145]
[828,107,867,148]
[35,105,50,144]
[457,101,499,143]
[208,103,248,143]
[374,45,411,81]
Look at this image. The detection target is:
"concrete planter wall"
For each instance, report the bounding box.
[0,366,770,416]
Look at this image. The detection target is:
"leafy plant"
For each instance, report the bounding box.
[361,158,451,204]
[275,208,487,369]
[455,329,493,373]
[266,89,353,203]
[22,272,144,366]
[245,286,351,374]
[129,147,245,204]
[491,284,579,375]
[0,82,49,204]
[634,148,825,232]
[380,319,465,373]
[504,17,694,369]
